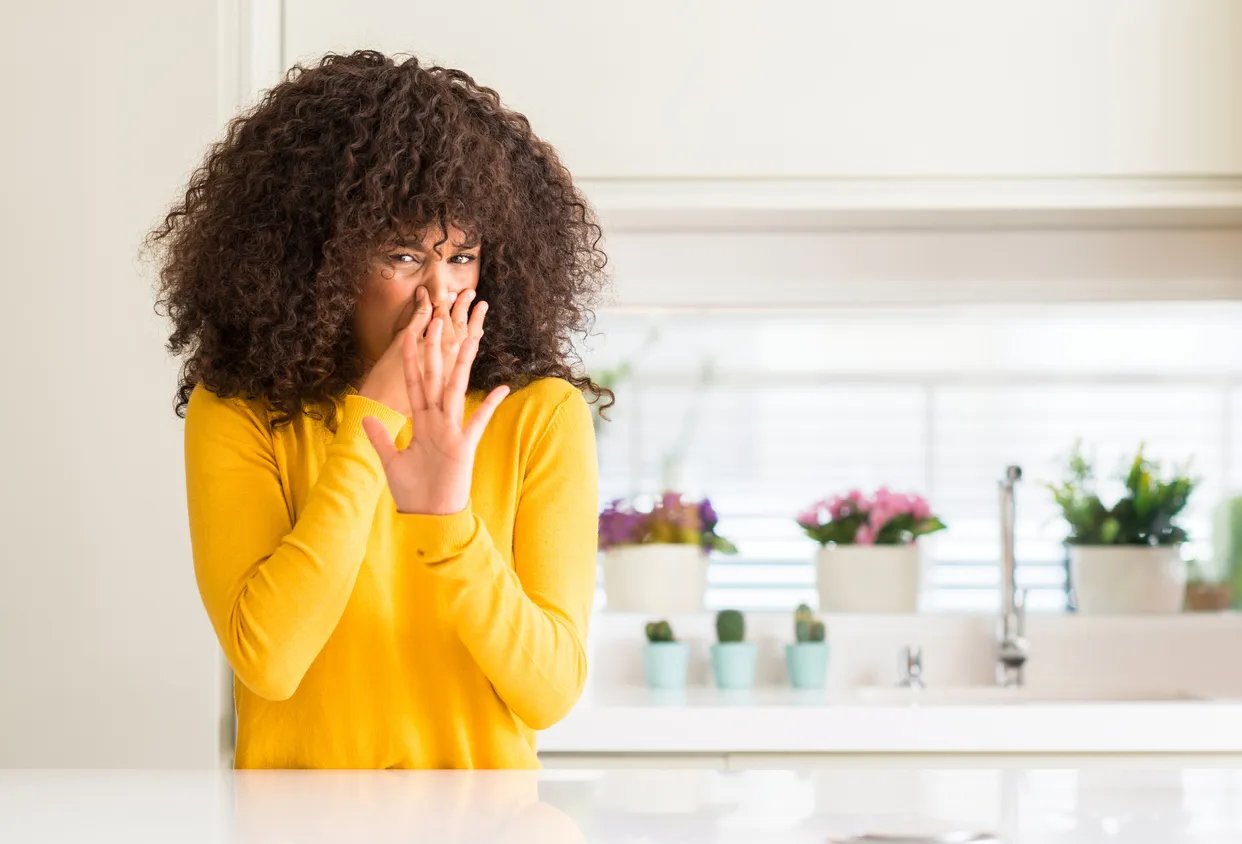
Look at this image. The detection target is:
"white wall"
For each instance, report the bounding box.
[0,1,224,766]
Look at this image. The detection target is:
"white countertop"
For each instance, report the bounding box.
[549,612,1242,755]
[539,686,1242,754]
[5,766,1242,842]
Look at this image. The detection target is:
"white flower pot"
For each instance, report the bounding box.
[602,543,708,613]
[1070,545,1187,614]
[815,543,922,613]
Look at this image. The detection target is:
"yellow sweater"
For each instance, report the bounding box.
[183,376,599,769]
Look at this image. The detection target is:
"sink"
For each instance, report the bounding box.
[849,686,1203,705]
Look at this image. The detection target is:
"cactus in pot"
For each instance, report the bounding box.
[642,618,689,689]
[645,620,675,642]
[716,609,745,643]
[710,609,757,690]
[794,603,826,643]
[786,603,829,689]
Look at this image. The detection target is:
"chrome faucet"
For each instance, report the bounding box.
[898,645,925,689]
[997,465,1028,686]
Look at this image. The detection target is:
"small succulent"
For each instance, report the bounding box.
[716,608,745,643]
[645,619,675,643]
[793,603,826,643]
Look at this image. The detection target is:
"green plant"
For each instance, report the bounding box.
[645,619,675,643]
[793,603,826,643]
[1215,496,1242,609]
[715,609,745,643]
[1048,442,1197,546]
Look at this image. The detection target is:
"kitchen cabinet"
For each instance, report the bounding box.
[284,0,1242,181]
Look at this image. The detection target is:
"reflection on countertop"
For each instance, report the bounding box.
[4,765,1242,843]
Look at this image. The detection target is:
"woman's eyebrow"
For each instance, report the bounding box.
[393,238,479,251]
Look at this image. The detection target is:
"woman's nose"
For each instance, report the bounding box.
[420,284,456,311]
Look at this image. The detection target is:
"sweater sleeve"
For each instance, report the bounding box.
[184,387,409,701]
[391,387,599,730]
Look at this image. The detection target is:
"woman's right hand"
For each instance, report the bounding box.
[358,286,486,416]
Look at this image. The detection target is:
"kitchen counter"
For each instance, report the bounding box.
[551,612,1242,756]
[4,765,1242,842]
[538,686,1242,754]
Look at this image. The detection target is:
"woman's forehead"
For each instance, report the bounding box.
[387,220,479,248]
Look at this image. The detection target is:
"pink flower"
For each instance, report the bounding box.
[910,495,931,520]
[855,524,876,545]
[827,494,849,520]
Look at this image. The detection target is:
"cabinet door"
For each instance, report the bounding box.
[284,0,1242,179]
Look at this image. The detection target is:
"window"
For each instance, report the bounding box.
[580,302,1242,613]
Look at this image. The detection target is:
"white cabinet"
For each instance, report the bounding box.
[284,0,1242,180]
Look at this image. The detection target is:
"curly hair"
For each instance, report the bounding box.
[147,49,614,431]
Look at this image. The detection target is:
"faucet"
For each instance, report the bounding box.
[898,645,925,689]
[997,465,1028,687]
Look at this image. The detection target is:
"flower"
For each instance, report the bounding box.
[910,495,931,520]
[795,486,946,546]
[599,491,737,555]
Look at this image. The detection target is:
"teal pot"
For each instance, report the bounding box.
[643,642,690,689]
[784,642,829,689]
[710,642,758,690]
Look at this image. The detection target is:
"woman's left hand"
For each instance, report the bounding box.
[360,305,510,515]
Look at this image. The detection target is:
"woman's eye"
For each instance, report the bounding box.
[389,253,418,265]
[450,254,478,265]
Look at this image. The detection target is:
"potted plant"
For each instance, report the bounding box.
[642,619,690,689]
[796,487,946,612]
[785,604,829,689]
[709,609,756,689]
[599,491,738,613]
[1050,443,1197,614]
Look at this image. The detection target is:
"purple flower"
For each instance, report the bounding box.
[599,491,734,553]
[698,498,718,528]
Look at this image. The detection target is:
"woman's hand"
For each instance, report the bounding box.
[360,301,510,515]
[357,286,483,416]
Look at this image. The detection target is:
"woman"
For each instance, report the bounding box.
[148,50,613,769]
